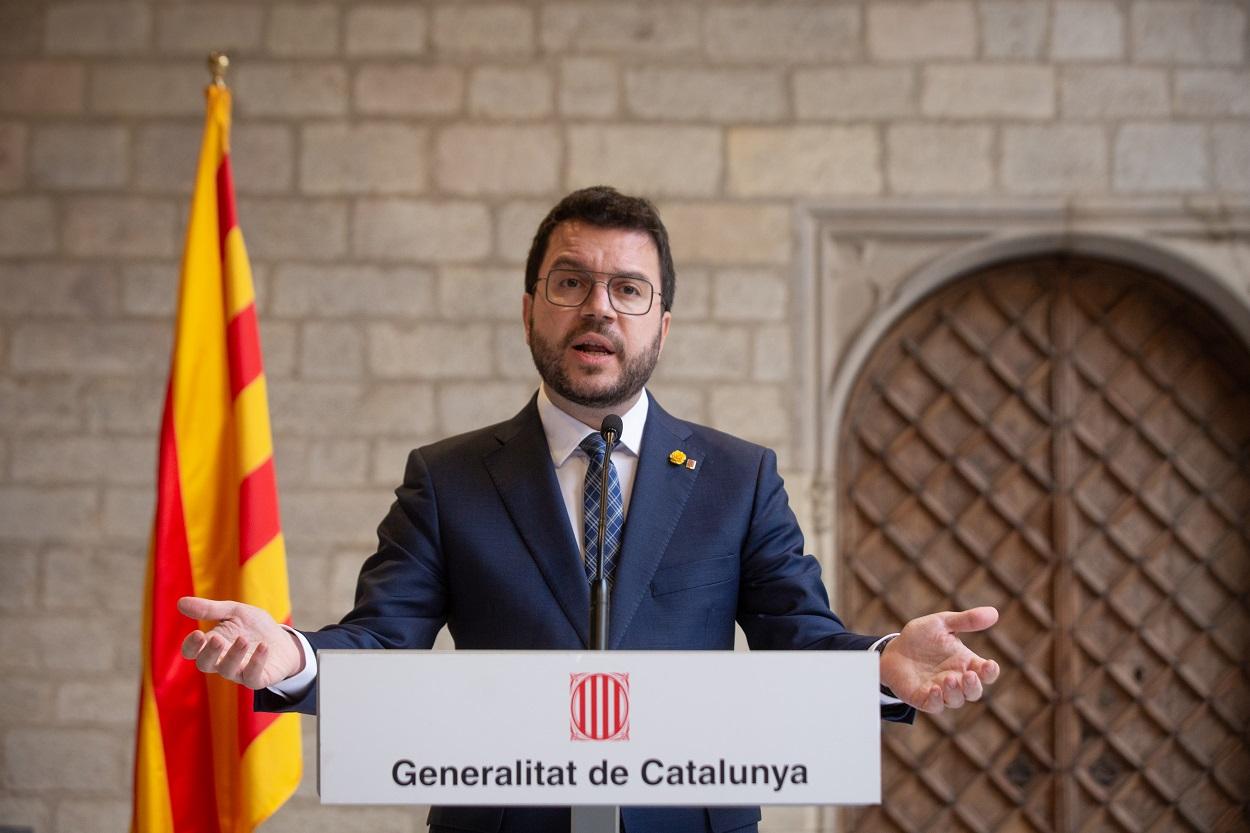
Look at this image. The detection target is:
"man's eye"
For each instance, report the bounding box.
[556,273,587,289]
[614,280,644,297]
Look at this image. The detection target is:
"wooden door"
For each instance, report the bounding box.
[838,256,1250,832]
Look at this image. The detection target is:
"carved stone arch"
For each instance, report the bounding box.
[829,246,1250,833]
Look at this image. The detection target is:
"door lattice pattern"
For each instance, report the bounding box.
[838,257,1250,833]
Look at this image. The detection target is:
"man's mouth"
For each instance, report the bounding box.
[570,334,618,356]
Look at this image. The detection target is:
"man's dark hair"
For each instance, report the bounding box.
[525,186,676,313]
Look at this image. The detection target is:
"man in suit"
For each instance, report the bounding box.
[180,186,1000,833]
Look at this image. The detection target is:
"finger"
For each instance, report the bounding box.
[961,669,984,702]
[920,684,944,714]
[975,658,1001,684]
[194,632,231,674]
[214,636,253,683]
[940,606,999,634]
[181,630,208,659]
[942,673,966,709]
[239,642,270,690]
[178,596,239,622]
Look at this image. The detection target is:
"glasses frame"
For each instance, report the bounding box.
[538,268,657,316]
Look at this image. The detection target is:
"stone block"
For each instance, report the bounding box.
[0,197,56,256]
[496,200,550,262]
[624,67,785,122]
[232,123,296,195]
[353,199,492,262]
[656,322,750,380]
[0,3,44,56]
[0,677,54,723]
[1052,1,1126,60]
[101,486,152,538]
[1131,1,1245,64]
[0,122,25,190]
[0,378,84,433]
[236,62,348,117]
[268,380,438,437]
[0,261,118,317]
[753,324,793,383]
[11,322,171,375]
[0,60,85,114]
[259,316,297,378]
[346,5,428,56]
[31,123,128,190]
[42,548,145,613]
[133,123,197,193]
[644,382,705,424]
[494,323,541,379]
[353,63,464,116]
[156,3,264,54]
[541,3,701,55]
[1114,123,1208,191]
[0,615,115,672]
[88,62,203,115]
[469,66,554,119]
[256,804,417,833]
[83,377,163,437]
[55,799,132,833]
[0,549,39,611]
[281,489,396,546]
[1003,125,1108,194]
[12,436,153,485]
[433,4,535,56]
[267,3,339,57]
[305,439,370,487]
[567,125,721,197]
[237,198,347,260]
[672,267,711,319]
[1214,124,1250,191]
[659,202,791,265]
[704,4,860,63]
[793,67,915,120]
[887,124,993,195]
[0,482,97,542]
[558,58,618,118]
[712,269,788,322]
[271,264,435,318]
[439,266,523,321]
[55,678,138,725]
[46,1,151,55]
[868,1,977,60]
[438,381,534,433]
[1060,67,1168,117]
[301,321,364,379]
[301,122,427,195]
[979,0,1048,58]
[3,728,126,790]
[728,126,880,197]
[367,322,493,378]
[370,439,436,486]
[923,64,1054,118]
[63,196,177,257]
[708,383,789,444]
[1175,70,1250,116]
[436,125,559,196]
[119,262,177,316]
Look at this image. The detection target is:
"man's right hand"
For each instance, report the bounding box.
[178,596,305,690]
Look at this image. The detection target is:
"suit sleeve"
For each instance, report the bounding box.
[735,447,915,724]
[255,448,449,715]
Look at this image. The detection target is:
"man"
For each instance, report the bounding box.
[180,186,1000,833]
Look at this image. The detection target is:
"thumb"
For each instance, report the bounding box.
[940,606,998,634]
[177,596,239,622]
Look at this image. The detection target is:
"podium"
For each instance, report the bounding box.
[317,650,882,828]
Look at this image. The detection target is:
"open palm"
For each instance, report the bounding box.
[880,607,1001,713]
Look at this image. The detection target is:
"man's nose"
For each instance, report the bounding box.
[581,280,617,319]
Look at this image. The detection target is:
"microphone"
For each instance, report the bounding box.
[590,414,622,651]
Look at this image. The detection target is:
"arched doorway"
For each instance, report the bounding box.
[838,255,1250,832]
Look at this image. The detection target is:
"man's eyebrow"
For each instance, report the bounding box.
[548,258,654,284]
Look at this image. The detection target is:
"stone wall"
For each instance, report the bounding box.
[1,1,1248,831]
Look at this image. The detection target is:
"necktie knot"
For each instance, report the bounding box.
[579,432,608,461]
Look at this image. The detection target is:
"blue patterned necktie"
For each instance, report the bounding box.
[580,432,623,585]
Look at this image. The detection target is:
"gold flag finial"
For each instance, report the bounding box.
[208,52,229,87]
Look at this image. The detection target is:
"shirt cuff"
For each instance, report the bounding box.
[266,626,317,701]
[869,633,904,706]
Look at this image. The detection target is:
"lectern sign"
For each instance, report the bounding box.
[317,651,881,806]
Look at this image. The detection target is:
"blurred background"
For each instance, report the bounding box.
[1,1,1248,831]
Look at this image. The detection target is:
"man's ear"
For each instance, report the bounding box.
[657,310,672,356]
[521,292,533,345]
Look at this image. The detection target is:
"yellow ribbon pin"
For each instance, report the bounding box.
[668,450,687,466]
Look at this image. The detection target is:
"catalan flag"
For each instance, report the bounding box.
[132,80,300,833]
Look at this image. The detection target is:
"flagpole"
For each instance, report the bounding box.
[208,51,229,87]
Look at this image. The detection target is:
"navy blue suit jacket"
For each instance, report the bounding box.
[258,394,912,833]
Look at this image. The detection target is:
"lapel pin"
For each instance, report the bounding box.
[668,450,697,470]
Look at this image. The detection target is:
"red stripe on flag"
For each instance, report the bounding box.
[237,683,282,753]
[239,457,280,562]
[216,155,238,258]
[226,303,263,399]
[150,381,223,833]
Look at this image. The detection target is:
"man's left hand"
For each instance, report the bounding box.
[880,607,1001,713]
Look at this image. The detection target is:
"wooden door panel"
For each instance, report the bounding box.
[839,256,1250,833]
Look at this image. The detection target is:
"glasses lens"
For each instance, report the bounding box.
[606,276,653,314]
[545,269,654,315]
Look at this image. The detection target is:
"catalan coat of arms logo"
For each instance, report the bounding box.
[569,672,630,741]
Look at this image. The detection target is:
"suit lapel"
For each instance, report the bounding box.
[484,398,590,647]
[609,395,700,648]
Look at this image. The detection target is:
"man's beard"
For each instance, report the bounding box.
[528,319,663,410]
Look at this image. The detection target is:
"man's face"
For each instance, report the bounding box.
[523,221,671,412]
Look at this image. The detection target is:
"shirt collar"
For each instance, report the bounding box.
[536,383,648,468]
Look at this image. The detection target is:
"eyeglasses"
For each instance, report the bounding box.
[539,268,656,315]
